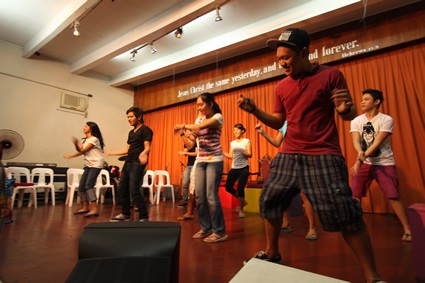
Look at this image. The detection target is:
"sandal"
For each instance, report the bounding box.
[402,233,412,242]
[84,212,99,218]
[192,230,212,239]
[177,214,194,220]
[203,233,228,243]
[73,210,89,215]
[281,226,292,233]
[305,233,319,241]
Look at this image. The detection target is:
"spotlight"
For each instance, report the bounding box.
[130,49,137,62]
[215,5,223,22]
[150,43,157,54]
[72,20,80,36]
[174,27,183,38]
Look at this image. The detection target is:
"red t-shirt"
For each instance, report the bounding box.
[274,64,347,156]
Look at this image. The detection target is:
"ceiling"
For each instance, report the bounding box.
[0,0,419,89]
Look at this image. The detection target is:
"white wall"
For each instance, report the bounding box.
[0,40,133,171]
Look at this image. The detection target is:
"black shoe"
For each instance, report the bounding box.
[243,251,282,265]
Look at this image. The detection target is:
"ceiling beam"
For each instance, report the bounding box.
[70,0,229,75]
[23,0,101,58]
[109,0,360,87]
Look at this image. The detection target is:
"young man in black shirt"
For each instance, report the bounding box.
[108,106,153,222]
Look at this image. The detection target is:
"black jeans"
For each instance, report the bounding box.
[118,161,148,219]
[225,165,249,198]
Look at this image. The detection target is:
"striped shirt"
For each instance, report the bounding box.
[196,113,223,162]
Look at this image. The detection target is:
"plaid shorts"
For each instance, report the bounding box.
[260,153,364,232]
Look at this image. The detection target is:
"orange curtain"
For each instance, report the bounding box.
[336,42,425,212]
[143,82,280,189]
[143,42,425,213]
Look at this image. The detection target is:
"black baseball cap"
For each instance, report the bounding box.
[266,28,310,49]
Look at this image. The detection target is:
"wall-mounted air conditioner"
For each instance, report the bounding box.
[60,92,88,112]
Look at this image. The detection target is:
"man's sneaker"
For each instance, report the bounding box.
[110,213,131,222]
[243,251,282,265]
[139,218,149,222]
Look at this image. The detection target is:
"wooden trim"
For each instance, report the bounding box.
[135,3,425,112]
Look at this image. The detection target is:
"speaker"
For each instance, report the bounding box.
[230,258,348,283]
[66,221,181,283]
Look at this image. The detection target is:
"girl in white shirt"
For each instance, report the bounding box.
[224,123,252,218]
[64,121,105,217]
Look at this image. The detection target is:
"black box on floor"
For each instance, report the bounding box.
[66,221,181,283]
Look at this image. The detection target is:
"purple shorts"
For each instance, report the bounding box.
[351,163,399,198]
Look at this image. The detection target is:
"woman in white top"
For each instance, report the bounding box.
[224,123,252,218]
[64,121,104,217]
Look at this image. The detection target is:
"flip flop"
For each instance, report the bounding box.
[305,233,319,241]
[281,226,292,233]
[203,233,228,243]
[73,210,89,215]
[84,212,99,218]
[177,215,194,220]
[192,230,212,239]
[402,233,412,242]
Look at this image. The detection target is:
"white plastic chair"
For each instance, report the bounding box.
[5,167,38,209]
[65,168,84,207]
[31,168,56,207]
[154,170,175,205]
[95,169,115,205]
[141,170,155,204]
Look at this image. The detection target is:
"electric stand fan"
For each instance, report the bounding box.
[0,129,24,230]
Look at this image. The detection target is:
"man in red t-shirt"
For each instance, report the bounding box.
[238,28,383,283]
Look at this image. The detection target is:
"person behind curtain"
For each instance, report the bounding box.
[256,122,318,240]
[64,121,104,217]
[223,123,252,218]
[350,88,412,242]
[238,28,383,282]
[174,92,227,243]
[176,129,198,220]
[108,106,152,222]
